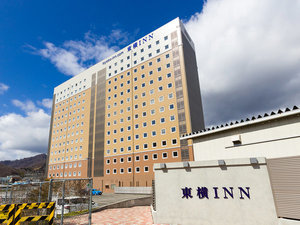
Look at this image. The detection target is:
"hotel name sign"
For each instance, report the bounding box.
[181,186,251,200]
[102,33,154,65]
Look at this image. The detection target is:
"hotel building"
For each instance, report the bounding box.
[46,18,205,191]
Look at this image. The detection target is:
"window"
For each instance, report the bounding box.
[164,36,168,40]
[113,169,117,174]
[152,131,156,136]
[161,129,166,135]
[160,118,165,123]
[162,140,167,146]
[169,104,174,109]
[151,120,156,125]
[128,167,132,173]
[113,158,117,164]
[128,156,132,162]
[153,153,158,160]
[172,139,177,145]
[151,109,155,115]
[106,159,110,164]
[168,83,172,88]
[162,152,168,158]
[135,145,139,150]
[171,127,176,133]
[170,115,175,121]
[106,169,110,174]
[166,54,170,58]
[144,166,149,172]
[120,168,124,174]
[120,157,124,163]
[149,61,152,66]
[152,142,157,148]
[143,143,148,149]
[160,107,165,112]
[144,155,149,161]
[158,76,162,81]
[143,132,148,138]
[135,167,140,173]
[165,45,169,50]
[135,156,140,161]
[158,86,163,91]
[157,67,161,72]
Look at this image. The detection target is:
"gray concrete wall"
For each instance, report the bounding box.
[114,187,152,194]
[153,158,278,225]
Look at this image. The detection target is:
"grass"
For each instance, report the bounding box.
[56,209,89,218]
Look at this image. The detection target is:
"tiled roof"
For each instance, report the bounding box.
[181,106,300,139]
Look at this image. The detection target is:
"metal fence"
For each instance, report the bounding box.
[0,178,93,225]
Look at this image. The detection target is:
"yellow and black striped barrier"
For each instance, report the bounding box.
[0,202,55,224]
[0,204,16,225]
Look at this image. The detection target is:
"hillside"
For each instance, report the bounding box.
[0,154,47,177]
[0,163,21,177]
[1,154,47,169]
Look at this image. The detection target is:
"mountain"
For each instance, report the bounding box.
[0,163,21,177]
[0,154,47,178]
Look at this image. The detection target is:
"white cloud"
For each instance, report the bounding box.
[38,98,53,109]
[185,0,300,125]
[12,99,38,112]
[0,100,50,160]
[36,30,129,76]
[0,83,9,94]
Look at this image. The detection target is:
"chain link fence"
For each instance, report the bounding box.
[0,178,93,225]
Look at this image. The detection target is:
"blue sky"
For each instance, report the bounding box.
[1,0,300,160]
[0,0,203,116]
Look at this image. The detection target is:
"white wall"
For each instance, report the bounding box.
[153,158,278,225]
[193,116,300,161]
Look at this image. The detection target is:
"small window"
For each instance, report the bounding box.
[172,151,178,157]
[136,167,140,173]
[135,156,140,161]
[144,166,149,172]
[153,153,158,160]
[128,156,132,162]
[172,139,177,145]
[162,152,168,158]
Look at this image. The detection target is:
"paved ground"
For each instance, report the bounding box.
[62,206,166,225]
[92,193,151,208]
